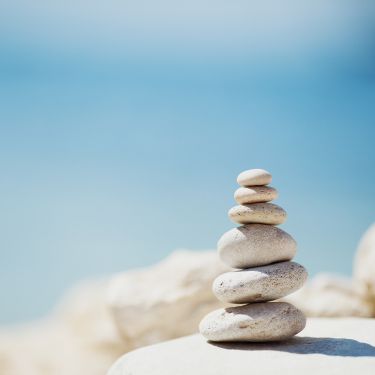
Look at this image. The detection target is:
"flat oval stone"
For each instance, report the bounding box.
[199,302,306,342]
[234,186,278,204]
[228,203,287,225]
[213,261,308,303]
[218,224,296,269]
[237,169,272,186]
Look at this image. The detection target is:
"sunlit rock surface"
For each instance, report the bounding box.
[354,223,375,302]
[108,318,375,375]
[284,274,374,317]
[107,250,228,348]
[2,224,375,375]
[0,250,227,375]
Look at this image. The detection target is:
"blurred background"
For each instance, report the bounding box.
[0,0,374,325]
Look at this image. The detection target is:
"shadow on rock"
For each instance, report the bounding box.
[210,337,375,357]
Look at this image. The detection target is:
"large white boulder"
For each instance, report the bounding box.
[0,250,228,375]
[284,273,374,317]
[354,223,375,300]
[108,318,375,375]
[107,250,228,348]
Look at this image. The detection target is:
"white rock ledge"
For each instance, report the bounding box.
[108,318,375,375]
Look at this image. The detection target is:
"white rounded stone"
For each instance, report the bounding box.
[199,302,306,342]
[237,169,272,186]
[234,186,278,204]
[228,203,287,225]
[213,261,308,304]
[218,224,296,269]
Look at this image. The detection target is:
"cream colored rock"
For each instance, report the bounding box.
[218,224,296,268]
[284,273,375,317]
[0,250,229,375]
[213,261,307,304]
[108,318,375,375]
[108,250,228,348]
[237,168,272,186]
[354,223,375,298]
[199,302,305,342]
[0,280,128,375]
[228,203,286,225]
[0,251,228,375]
[234,186,278,204]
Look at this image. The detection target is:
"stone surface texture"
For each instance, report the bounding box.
[228,203,287,225]
[202,168,306,343]
[213,261,308,303]
[236,168,272,186]
[218,224,297,268]
[234,186,278,204]
[108,318,375,375]
[199,302,306,342]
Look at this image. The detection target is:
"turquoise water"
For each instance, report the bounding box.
[0,1,375,323]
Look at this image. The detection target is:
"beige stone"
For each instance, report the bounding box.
[213,261,307,304]
[236,168,272,186]
[228,203,286,225]
[107,250,228,348]
[218,224,296,269]
[108,318,375,375]
[354,223,375,299]
[0,280,127,375]
[199,302,305,342]
[0,250,228,375]
[284,273,375,317]
[234,185,278,204]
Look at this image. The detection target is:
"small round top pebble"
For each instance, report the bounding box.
[237,169,272,186]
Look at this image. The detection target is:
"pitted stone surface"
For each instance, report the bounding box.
[228,203,287,225]
[213,261,308,303]
[234,186,278,204]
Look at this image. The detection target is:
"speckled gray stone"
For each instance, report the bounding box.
[218,224,296,269]
[237,169,272,186]
[234,185,278,204]
[213,261,308,304]
[199,302,306,342]
[228,203,287,225]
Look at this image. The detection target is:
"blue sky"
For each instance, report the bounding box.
[0,1,375,323]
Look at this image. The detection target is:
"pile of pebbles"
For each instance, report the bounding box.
[199,169,308,342]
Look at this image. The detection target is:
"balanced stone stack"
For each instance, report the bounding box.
[199,169,308,342]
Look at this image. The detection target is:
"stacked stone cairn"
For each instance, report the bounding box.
[199,169,308,342]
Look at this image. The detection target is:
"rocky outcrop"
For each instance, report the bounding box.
[107,250,228,349]
[283,222,375,318]
[283,274,374,317]
[354,223,375,303]
[0,250,228,375]
[0,280,127,375]
[108,318,375,375]
[2,221,375,375]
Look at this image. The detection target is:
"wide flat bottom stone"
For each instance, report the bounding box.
[108,318,375,375]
